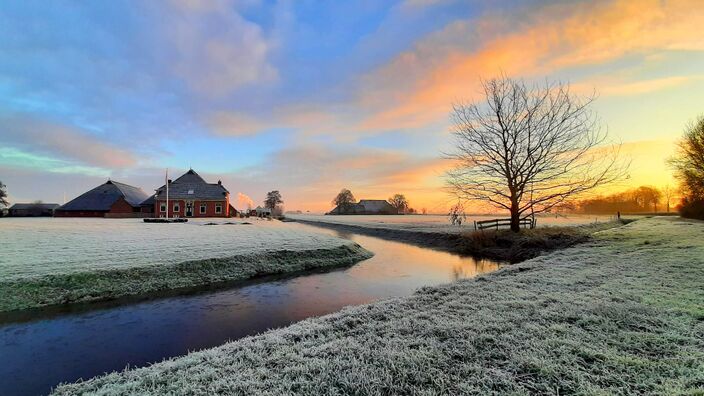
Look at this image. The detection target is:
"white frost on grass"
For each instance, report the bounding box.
[52,217,704,395]
[0,218,352,280]
[0,218,372,312]
[289,213,622,234]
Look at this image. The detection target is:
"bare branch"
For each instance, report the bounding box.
[445,76,628,231]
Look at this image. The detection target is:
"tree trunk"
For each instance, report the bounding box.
[510,207,521,233]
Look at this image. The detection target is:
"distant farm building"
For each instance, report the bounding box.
[328,199,398,215]
[153,169,231,218]
[54,180,149,218]
[8,203,60,217]
[253,206,272,217]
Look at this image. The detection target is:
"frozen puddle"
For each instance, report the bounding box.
[0,222,501,396]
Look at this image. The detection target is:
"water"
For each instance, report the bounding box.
[0,223,501,396]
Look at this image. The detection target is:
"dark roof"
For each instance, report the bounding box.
[359,200,396,212]
[329,199,397,215]
[140,195,156,206]
[9,203,60,210]
[58,180,149,211]
[154,169,229,200]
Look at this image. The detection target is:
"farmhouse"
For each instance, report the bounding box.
[55,180,149,218]
[328,199,398,215]
[8,203,60,217]
[154,169,231,218]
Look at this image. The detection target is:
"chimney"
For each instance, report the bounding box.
[168,179,172,184]
[217,180,222,185]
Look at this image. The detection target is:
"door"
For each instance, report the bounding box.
[185,201,193,217]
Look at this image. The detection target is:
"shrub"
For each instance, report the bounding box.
[679,198,704,220]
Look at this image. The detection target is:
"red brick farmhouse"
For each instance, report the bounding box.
[153,169,232,218]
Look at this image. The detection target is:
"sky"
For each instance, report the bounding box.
[1,0,703,213]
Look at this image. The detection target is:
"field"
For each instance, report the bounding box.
[53,217,704,395]
[289,213,618,234]
[292,214,628,263]
[0,218,372,312]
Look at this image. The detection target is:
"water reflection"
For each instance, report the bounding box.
[0,223,501,396]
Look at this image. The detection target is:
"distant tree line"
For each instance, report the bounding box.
[575,185,674,214]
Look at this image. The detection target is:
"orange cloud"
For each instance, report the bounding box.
[359,0,704,130]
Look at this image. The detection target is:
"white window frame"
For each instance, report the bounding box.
[173,203,180,212]
[160,203,166,212]
[200,203,207,214]
[215,203,222,214]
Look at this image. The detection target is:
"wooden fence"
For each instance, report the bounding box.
[474,217,536,231]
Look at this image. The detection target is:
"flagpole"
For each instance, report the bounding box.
[166,169,169,220]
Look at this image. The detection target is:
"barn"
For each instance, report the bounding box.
[54,180,149,218]
[153,169,231,218]
[8,203,60,217]
[327,199,398,215]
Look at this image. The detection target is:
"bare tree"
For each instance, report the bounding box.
[446,76,626,232]
[0,181,8,208]
[662,184,675,213]
[332,189,356,210]
[264,190,283,210]
[447,201,467,226]
[388,194,409,214]
[631,186,661,212]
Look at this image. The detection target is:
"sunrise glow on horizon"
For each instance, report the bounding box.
[1,0,703,213]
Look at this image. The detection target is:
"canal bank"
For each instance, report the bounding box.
[53,217,704,395]
[0,223,501,396]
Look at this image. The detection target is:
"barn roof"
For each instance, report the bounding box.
[359,199,395,212]
[58,180,149,211]
[9,203,60,210]
[154,169,229,200]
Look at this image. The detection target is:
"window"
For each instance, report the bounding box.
[187,190,194,195]
[160,203,166,212]
[173,203,180,212]
[215,203,222,214]
[200,203,207,214]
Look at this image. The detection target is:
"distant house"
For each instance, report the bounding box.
[253,206,272,217]
[54,180,149,218]
[153,169,231,218]
[8,203,60,217]
[327,199,398,215]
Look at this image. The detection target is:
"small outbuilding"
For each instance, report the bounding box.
[8,203,60,217]
[54,180,149,218]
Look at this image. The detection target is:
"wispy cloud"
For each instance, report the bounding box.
[0,114,138,168]
[357,0,704,130]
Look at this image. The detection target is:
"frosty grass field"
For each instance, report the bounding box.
[288,213,618,234]
[0,218,372,312]
[53,217,704,395]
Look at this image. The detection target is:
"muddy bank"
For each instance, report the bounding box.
[0,243,373,313]
[294,218,627,263]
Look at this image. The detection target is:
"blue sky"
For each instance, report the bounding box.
[1,0,703,211]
